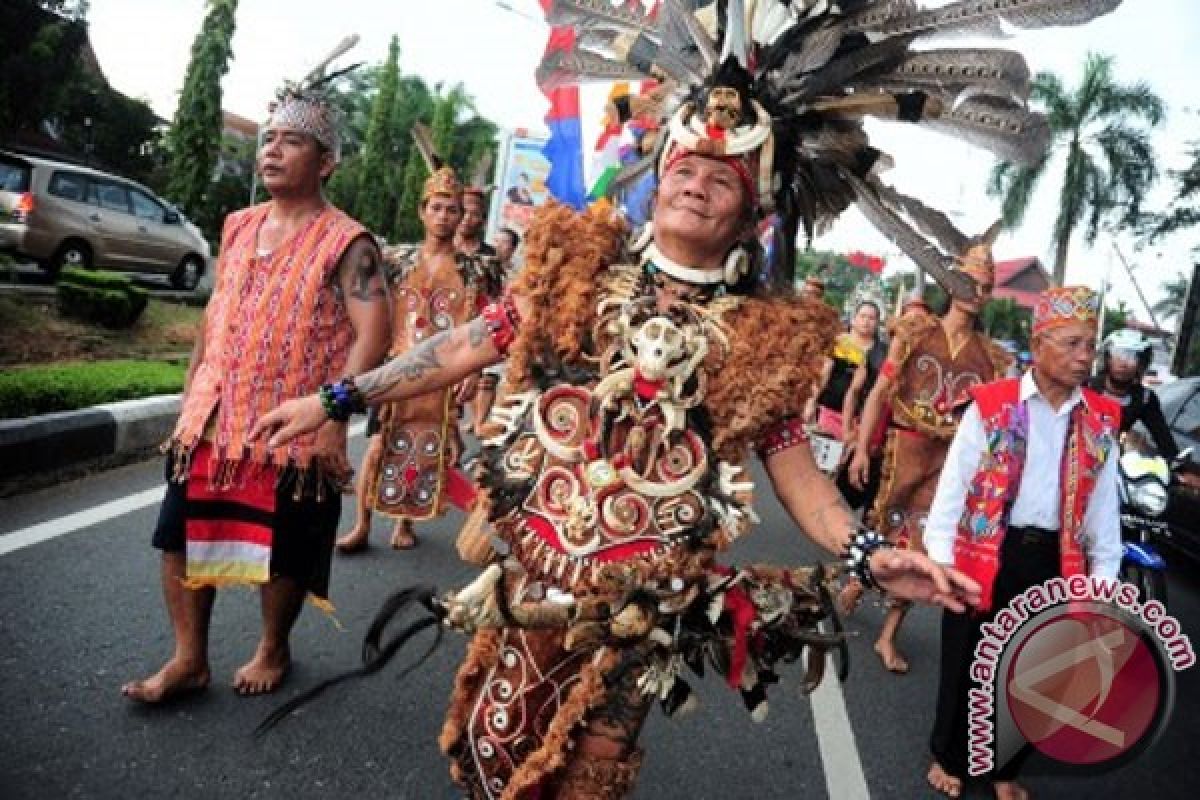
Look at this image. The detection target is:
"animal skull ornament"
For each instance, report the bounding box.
[621,313,710,397]
[704,86,743,131]
[630,316,686,383]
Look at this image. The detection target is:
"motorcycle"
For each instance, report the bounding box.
[1118,446,1193,607]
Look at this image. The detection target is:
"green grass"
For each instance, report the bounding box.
[0,359,186,419]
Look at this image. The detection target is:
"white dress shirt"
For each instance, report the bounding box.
[924,371,1122,578]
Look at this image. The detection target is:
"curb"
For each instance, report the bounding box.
[0,394,180,482]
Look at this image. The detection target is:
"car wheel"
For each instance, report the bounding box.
[170,256,203,291]
[53,240,92,274]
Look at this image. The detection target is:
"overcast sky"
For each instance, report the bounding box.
[87,0,1200,317]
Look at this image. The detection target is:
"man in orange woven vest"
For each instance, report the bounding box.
[922,286,1122,799]
[335,158,488,552]
[120,83,390,703]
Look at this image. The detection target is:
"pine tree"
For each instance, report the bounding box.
[355,35,401,236]
[431,85,463,160]
[165,0,238,227]
[394,149,427,244]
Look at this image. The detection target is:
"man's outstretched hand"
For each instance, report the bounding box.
[870,548,981,613]
[249,395,328,449]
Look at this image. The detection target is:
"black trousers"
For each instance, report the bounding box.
[930,527,1062,781]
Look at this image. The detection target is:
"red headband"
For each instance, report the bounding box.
[662,148,758,207]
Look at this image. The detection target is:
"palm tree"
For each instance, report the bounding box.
[988,53,1164,286]
[1154,272,1190,321]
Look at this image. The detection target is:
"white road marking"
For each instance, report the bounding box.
[810,622,871,799]
[0,421,367,557]
[0,486,165,557]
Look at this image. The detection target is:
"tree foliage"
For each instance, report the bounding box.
[321,58,496,244]
[988,53,1164,286]
[1154,272,1190,321]
[0,2,160,188]
[56,74,162,184]
[355,36,402,235]
[0,1,89,137]
[1140,112,1200,257]
[165,0,238,224]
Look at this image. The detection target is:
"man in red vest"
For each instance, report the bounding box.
[922,286,1123,800]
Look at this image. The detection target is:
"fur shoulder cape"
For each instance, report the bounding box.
[507,201,838,460]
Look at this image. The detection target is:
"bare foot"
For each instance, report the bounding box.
[335,527,369,554]
[390,521,416,550]
[994,781,1030,800]
[121,657,210,704]
[837,579,864,616]
[233,643,290,696]
[874,639,909,674]
[927,762,963,798]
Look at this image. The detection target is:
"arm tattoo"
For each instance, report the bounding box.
[356,329,450,402]
[349,251,386,303]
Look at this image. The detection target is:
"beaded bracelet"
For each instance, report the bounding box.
[481,293,521,356]
[318,377,367,422]
[843,529,894,591]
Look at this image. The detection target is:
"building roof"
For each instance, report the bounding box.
[993,256,1051,309]
[222,111,260,139]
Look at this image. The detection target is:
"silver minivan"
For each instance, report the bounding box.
[0,150,211,290]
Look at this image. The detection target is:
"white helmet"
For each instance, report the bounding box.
[1102,329,1152,370]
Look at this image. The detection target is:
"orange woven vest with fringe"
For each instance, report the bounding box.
[169,202,367,482]
[953,378,1121,612]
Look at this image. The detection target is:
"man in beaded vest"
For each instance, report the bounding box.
[923,286,1122,799]
[848,222,1013,675]
[336,164,489,552]
[254,70,982,800]
[121,86,390,703]
[251,2,1126,795]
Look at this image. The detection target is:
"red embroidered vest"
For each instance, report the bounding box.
[170,203,368,474]
[953,378,1121,611]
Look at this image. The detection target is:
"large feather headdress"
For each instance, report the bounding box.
[536,0,1123,296]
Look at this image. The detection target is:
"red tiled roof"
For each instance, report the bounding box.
[992,257,1050,309]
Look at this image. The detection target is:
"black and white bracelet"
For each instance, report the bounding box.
[843,529,894,591]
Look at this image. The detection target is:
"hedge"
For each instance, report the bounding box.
[56,268,149,328]
[0,360,186,419]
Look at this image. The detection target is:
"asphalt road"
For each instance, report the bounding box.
[2,435,1198,799]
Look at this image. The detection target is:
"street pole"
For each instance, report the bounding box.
[1111,241,1162,331]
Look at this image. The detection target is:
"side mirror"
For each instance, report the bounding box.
[164,210,180,225]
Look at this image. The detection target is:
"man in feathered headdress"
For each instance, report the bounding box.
[847,224,1013,674]
[251,2,1125,795]
[336,151,488,552]
[123,80,390,702]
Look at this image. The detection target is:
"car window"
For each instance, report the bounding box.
[48,171,88,202]
[129,189,164,222]
[0,158,31,192]
[91,180,131,213]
